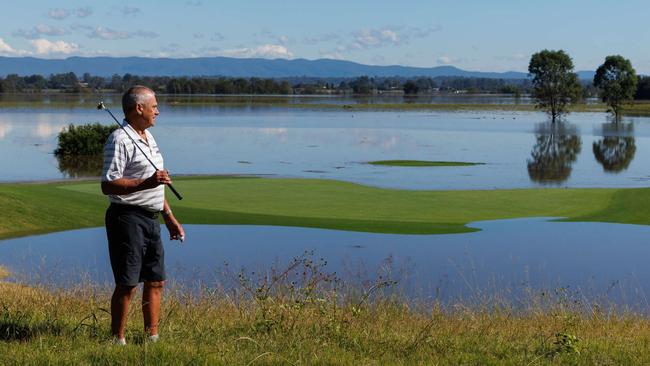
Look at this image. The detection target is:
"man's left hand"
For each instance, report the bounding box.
[163,214,185,242]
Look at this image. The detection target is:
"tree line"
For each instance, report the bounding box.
[1,63,649,105]
[0,72,535,95]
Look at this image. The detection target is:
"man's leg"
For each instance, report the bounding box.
[143,280,165,336]
[111,284,137,339]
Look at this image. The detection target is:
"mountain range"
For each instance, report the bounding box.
[0,56,596,80]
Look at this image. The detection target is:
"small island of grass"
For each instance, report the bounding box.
[368,160,483,167]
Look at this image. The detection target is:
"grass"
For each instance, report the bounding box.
[3,253,650,365]
[0,176,648,239]
[368,160,483,167]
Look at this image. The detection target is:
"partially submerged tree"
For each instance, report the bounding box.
[594,55,638,119]
[528,50,582,122]
[54,123,118,177]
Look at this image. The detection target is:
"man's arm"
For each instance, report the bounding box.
[162,198,185,241]
[101,170,171,195]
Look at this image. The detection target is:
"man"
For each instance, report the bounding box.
[101,85,184,346]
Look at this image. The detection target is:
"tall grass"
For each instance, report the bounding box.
[2,254,650,365]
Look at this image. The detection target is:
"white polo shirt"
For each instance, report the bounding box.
[102,120,165,212]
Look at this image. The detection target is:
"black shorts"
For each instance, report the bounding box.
[105,203,165,286]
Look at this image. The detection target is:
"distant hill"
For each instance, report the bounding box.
[0,56,595,80]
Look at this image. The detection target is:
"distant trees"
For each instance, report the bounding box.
[528,50,582,122]
[350,76,375,94]
[593,55,638,119]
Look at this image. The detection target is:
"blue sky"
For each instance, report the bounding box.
[1,0,649,73]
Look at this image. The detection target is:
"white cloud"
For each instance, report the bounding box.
[86,27,158,40]
[351,28,402,49]
[436,56,455,65]
[48,8,70,20]
[219,44,293,59]
[313,24,441,59]
[0,38,30,56]
[318,49,344,60]
[75,7,93,18]
[30,39,79,55]
[13,25,68,39]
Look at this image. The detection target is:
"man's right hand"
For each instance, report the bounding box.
[146,170,172,188]
[101,170,172,195]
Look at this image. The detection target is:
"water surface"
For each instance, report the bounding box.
[1,97,650,189]
[2,219,649,306]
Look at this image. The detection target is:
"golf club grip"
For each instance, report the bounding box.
[167,183,183,200]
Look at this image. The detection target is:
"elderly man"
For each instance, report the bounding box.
[101,85,184,345]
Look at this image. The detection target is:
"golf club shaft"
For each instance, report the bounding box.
[99,102,183,200]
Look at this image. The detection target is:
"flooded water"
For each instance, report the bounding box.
[2,95,650,307]
[1,219,650,306]
[0,95,649,189]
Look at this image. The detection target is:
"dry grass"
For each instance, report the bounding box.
[3,256,650,365]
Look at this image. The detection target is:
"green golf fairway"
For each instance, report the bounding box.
[0,176,648,239]
[368,160,483,167]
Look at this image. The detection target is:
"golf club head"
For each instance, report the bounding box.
[97,101,106,110]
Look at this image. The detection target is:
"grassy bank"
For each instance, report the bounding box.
[2,268,650,365]
[1,176,650,239]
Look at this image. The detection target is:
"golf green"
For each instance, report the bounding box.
[0,176,648,239]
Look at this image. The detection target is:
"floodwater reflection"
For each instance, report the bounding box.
[593,121,636,172]
[57,154,103,178]
[527,122,582,184]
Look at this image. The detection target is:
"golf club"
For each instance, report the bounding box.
[97,101,183,201]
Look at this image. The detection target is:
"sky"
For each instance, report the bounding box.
[1,0,649,73]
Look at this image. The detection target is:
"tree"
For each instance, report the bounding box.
[350,76,374,95]
[594,55,638,119]
[403,80,419,95]
[635,76,650,100]
[528,50,582,122]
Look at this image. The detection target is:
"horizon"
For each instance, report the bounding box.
[0,1,649,74]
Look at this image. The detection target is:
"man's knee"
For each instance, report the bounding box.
[146,280,165,289]
[114,284,137,297]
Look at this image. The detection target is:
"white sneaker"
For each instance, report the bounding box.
[112,337,127,346]
[147,334,160,343]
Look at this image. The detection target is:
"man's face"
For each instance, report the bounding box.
[137,94,160,128]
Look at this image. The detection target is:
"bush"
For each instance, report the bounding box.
[54,123,117,156]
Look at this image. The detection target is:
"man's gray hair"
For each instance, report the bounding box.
[122,85,155,114]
